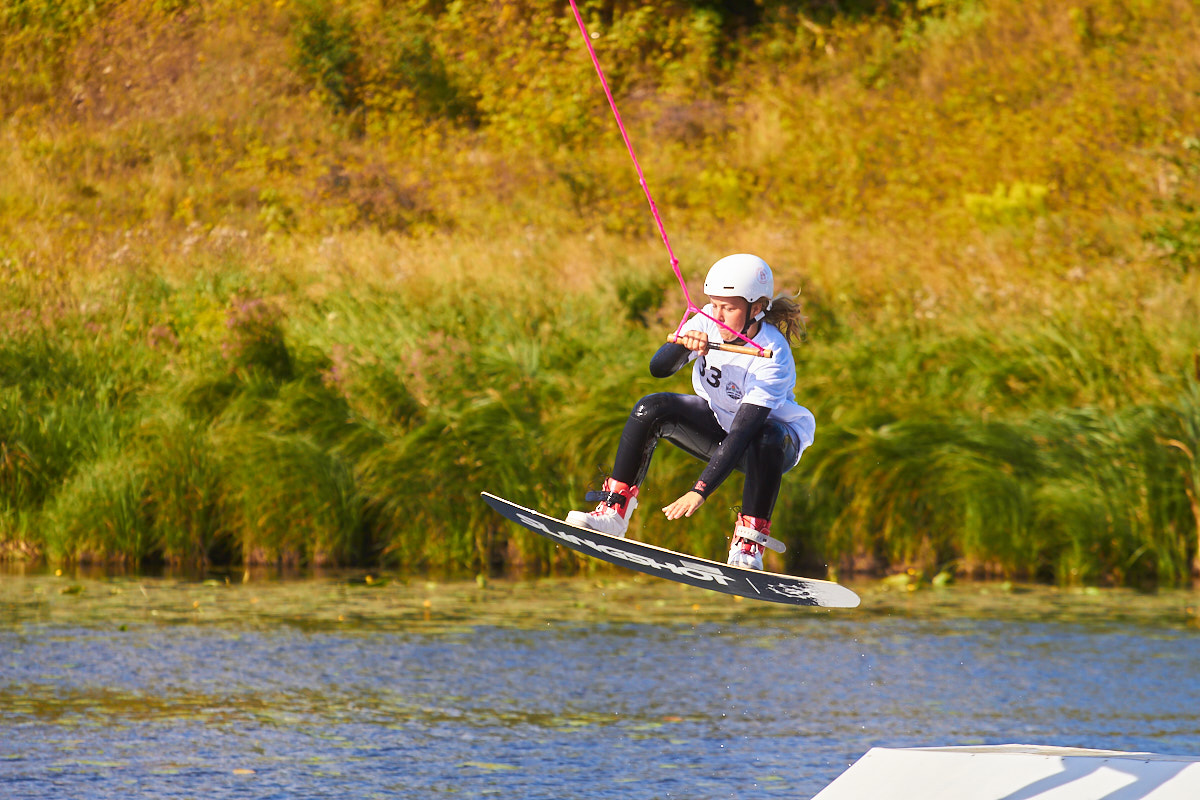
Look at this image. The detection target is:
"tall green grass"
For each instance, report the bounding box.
[2,257,1196,585]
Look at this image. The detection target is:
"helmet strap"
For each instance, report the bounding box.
[740,315,764,338]
[747,299,768,328]
[733,299,767,340]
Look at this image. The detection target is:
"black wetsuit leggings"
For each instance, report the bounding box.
[610,392,798,520]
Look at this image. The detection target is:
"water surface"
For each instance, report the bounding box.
[2,573,1199,798]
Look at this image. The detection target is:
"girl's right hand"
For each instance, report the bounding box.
[671,331,711,353]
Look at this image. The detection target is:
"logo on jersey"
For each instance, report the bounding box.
[725,381,743,401]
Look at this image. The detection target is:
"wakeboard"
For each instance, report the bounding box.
[482,492,860,608]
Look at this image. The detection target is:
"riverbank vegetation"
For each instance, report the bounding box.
[2,0,1198,586]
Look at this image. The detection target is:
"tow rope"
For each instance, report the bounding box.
[566,1,767,356]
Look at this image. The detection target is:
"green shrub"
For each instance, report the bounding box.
[291,0,364,113]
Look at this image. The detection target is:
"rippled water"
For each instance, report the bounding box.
[2,573,1199,799]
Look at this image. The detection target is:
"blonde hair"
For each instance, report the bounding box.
[756,294,807,345]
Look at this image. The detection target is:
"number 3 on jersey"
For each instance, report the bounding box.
[700,358,722,389]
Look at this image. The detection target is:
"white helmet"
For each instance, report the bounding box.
[704,254,773,312]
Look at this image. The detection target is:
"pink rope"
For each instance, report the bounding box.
[566,1,764,353]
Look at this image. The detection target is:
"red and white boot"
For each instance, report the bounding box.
[566,478,639,538]
[727,514,773,571]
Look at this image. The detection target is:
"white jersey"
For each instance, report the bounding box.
[680,307,816,464]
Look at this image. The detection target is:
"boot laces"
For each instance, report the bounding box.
[585,480,635,518]
[589,501,620,518]
[736,537,765,555]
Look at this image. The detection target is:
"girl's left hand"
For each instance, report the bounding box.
[662,491,705,520]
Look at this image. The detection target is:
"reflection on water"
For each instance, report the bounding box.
[1,573,1199,799]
